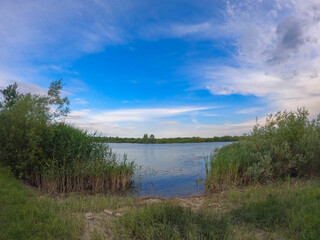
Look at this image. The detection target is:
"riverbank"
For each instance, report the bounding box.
[1,165,319,240]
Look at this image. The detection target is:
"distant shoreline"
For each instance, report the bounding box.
[93,135,243,144]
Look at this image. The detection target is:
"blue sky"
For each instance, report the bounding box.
[1,0,320,137]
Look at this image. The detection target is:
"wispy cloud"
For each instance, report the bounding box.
[65,106,224,136]
[0,71,48,95]
[236,107,262,115]
[66,106,212,124]
[66,113,260,138]
[163,120,180,125]
[0,0,127,64]
[0,0,132,96]
[190,0,320,115]
[73,98,89,105]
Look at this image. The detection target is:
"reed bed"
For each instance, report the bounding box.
[0,81,135,194]
[29,124,135,194]
[206,108,320,191]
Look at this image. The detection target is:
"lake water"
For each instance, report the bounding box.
[108,142,232,198]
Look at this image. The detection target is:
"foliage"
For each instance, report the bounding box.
[0,82,20,109]
[47,79,70,119]
[206,108,320,191]
[0,81,135,193]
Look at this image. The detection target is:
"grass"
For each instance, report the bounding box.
[0,165,136,240]
[1,165,319,240]
[115,179,320,240]
[114,203,230,240]
[222,179,320,239]
[0,165,82,240]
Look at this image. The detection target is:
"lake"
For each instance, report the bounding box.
[108,142,232,198]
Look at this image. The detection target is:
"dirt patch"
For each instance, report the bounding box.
[82,208,126,240]
[167,192,227,211]
[172,196,205,210]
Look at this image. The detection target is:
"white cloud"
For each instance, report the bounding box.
[236,107,262,115]
[163,120,180,125]
[171,22,212,36]
[67,116,259,138]
[203,66,282,96]
[191,0,320,116]
[0,71,47,95]
[143,20,237,41]
[73,98,89,105]
[67,106,211,123]
[62,105,268,137]
[65,106,224,136]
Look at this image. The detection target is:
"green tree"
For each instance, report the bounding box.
[47,79,70,120]
[0,82,20,109]
[0,80,70,177]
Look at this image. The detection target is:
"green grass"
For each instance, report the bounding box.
[115,179,320,240]
[229,181,320,239]
[0,166,82,240]
[1,165,319,240]
[217,179,320,240]
[0,165,136,240]
[114,203,230,240]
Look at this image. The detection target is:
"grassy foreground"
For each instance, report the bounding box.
[1,165,319,240]
[0,166,136,240]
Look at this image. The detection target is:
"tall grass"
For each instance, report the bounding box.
[36,123,135,194]
[206,108,320,191]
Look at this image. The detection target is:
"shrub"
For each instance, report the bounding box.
[206,108,320,191]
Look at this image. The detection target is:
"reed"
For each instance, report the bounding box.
[206,108,320,191]
[11,123,135,194]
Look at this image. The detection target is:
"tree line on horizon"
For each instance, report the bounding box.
[94,134,243,144]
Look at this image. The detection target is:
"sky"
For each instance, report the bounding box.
[1,0,320,137]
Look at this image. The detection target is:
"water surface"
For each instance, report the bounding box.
[108,142,232,198]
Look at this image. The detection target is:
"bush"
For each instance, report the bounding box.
[206,108,320,191]
[0,81,135,193]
